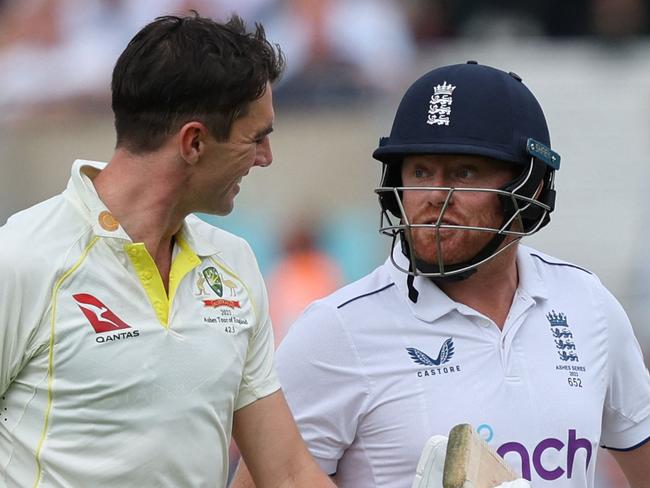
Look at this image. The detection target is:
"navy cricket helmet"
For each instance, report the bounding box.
[373,61,561,287]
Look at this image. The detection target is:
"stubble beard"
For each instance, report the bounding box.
[408,208,505,266]
[410,228,493,266]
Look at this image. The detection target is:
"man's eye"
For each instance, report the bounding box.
[456,167,474,178]
[414,168,425,178]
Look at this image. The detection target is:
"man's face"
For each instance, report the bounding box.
[198,83,275,215]
[400,154,517,266]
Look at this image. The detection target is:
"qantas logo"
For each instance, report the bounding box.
[73,293,133,333]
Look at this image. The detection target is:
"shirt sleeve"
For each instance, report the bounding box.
[234,243,280,410]
[599,285,650,449]
[0,249,48,396]
[275,301,370,475]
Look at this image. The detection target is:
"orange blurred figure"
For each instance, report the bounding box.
[267,222,343,347]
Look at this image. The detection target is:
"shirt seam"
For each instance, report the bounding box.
[32,235,99,488]
[25,226,96,364]
[331,304,376,485]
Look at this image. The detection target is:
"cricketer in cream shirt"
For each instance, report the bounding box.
[0,160,279,487]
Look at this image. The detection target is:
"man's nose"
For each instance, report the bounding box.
[424,177,454,206]
[255,137,272,167]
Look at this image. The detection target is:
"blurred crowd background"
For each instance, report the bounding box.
[1,1,649,486]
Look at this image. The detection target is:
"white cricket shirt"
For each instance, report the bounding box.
[0,160,279,488]
[276,245,650,488]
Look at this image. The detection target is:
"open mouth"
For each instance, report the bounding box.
[420,218,458,227]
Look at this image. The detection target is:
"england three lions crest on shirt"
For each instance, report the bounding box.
[546,309,588,389]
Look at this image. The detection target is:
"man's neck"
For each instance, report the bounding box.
[437,246,519,329]
[92,148,189,288]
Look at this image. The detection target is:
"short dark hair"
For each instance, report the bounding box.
[111,12,285,153]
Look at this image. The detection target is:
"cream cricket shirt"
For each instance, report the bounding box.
[0,160,279,488]
[276,245,650,488]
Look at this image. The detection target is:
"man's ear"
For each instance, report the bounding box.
[179,121,209,165]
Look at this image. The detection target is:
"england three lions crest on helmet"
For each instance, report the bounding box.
[427,81,456,126]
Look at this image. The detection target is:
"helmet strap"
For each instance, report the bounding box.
[391,232,420,303]
[406,272,419,303]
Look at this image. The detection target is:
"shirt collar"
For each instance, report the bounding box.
[178,215,222,257]
[386,246,458,323]
[515,244,549,301]
[385,243,549,323]
[64,159,132,241]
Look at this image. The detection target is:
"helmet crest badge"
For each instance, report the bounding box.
[427,81,456,126]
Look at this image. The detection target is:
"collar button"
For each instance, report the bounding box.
[98,211,119,232]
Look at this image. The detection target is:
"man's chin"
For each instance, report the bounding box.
[413,256,468,268]
[412,247,482,268]
[201,201,234,216]
[410,236,491,266]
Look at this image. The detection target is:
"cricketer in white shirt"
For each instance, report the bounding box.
[228,61,650,488]
[0,160,279,487]
[274,246,650,488]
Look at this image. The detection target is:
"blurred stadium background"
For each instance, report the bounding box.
[1,1,649,486]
